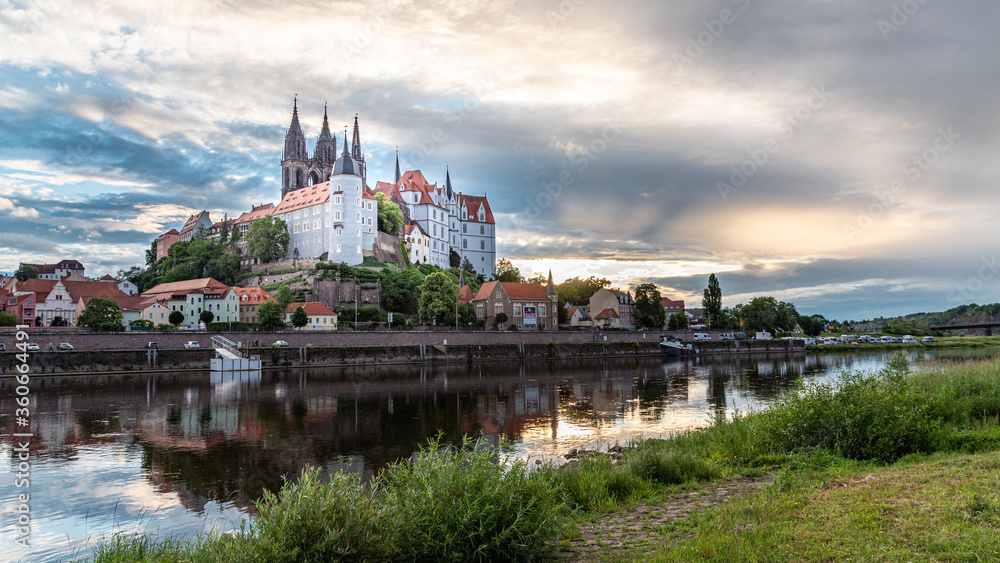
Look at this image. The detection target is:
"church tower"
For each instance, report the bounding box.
[350,114,367,186]
[281,96,310,198]
[309,103,337,185]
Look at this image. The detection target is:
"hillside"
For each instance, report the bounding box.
[855,303,1000,334]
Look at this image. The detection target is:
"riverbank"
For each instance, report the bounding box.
[79,354,1000,562]
[0,338,805,375]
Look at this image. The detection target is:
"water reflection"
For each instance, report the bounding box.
[1,348,996,560]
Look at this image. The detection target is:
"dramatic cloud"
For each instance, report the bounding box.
[1,0,997,319]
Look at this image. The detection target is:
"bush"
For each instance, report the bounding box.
[624,448,719,485]
[381,437,568,562]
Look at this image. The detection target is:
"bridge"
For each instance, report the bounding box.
[929,318,1000,336]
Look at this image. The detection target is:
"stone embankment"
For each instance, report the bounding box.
[0,330,803,375]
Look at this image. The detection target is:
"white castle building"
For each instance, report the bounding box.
[265,99,496,275]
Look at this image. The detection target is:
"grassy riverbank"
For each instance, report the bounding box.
[80,354,1000,562]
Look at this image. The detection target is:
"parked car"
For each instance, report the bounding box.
[184,341,200,349]
[755,331,773,340]
[145,342,158,349]
[0,343,5,351]
[734,332,748,340]
[902,335,918,344]
[273,340,289,347]
[922,336,935,343]
[26,343,40,351]
[719,332,736,341]
[57,343,74,350]
[692,333,711,341]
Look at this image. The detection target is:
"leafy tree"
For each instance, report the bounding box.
[275,285,295,307]
[14,263,38,282]
[375,192,405,235]
[667,311,688,330]
[382,267,426,315]
[702,274,723,329]
[200,310,215,325]
[493,312,508,329]
[634,283,667,330]
[798,314,827,337]
[130,319,154,328]
[418,271,458,324]
[257,300,286,330]
[116,266,145,284]
[493,258,523,283]
[169,310,185,326]
[449,248,462,269]
[247,216,290,264]
[146,240,158,266]
[525,274,546,285]
[204,251,242,286]
[291,306,309,329]
[0,311,22,326]
[737,296,799,334]
[77,298,123,331]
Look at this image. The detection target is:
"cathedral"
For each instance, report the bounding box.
[267,98,496,276]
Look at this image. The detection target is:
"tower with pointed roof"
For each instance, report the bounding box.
[350,114,367,186]
[308,103,337,185]
[281,96,310,198]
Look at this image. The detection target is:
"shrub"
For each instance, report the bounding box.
[380,437,569,562]
[624,448,719,485]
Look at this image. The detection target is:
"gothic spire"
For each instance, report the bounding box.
[445,165,454,199]
[282,95,308,162]
[314,102,336,167]
[319,103,332,139]
[394,147,401,183]
[351,114,362,161]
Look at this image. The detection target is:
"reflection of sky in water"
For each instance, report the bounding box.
[1,349,995,561]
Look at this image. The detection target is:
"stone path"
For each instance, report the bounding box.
[551,473,774,562]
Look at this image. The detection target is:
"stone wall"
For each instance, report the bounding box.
[312,277,382,310]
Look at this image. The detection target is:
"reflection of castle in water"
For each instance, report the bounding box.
[2,354,846,514]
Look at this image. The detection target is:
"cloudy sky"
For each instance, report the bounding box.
[1,0,997,320]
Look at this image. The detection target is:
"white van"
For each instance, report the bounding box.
[755,331,773,340]
[720,332,736,340]
[902,335,918,343]
[693,333,712,341]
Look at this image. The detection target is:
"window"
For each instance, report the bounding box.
[335,210,342,220]
[476,305,484,317]
[357,197,361,206]
[463,240,467,248]
[314,207,320,215]
[462,224,467,233]
[480,240,485,250]
[480,225,485,234]
[513,305,521,317]
[357,212,361,222]
[325,218,330,227]
[313,220,319,230]
[539,304,546,317]
[494,303,503,315]
[335,195,341,204]
[336,243,342,252]
[294,224,300,233]
[303,222,310,231]
[294,210,300,219]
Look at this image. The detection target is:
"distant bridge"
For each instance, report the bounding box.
[929,319,1000,336]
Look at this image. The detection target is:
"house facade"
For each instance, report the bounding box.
[178,211,213,242]
[403,223,430,265]
[140,278,239,326]
[156,229,179,261]
[234,287,276,323]
[472,272,559,330]
[23,260,85,280]
[590,288,636,331]
[284,302,338,330]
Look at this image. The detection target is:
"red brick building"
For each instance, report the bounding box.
[472,271,559,330]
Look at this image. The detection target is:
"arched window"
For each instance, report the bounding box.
[480,240,485,250]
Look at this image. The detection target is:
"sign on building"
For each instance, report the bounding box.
[523,305,537,327]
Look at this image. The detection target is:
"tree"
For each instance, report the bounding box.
[667,312,688,330]
[525,274,546,285]
[737,297,799,334]
[14,263,38,282]
[798,314,827,337]
[418,271,458,324]
[77,298,123,331]
[247,216,290,264]
[275,285,295,307]
[382,267,425,315]
[116,266,145,284]
[200,310,215,325]
[634,283,667,330]
[146,240,158,266]
[0,311,22,326]
[375,192,405,235]
[291,306,309,329]
[493,258,523,283]
[702,274,723,329]
[449,248,462,269]
[257,300,286,330]
[169,310,185,326]
[460,256,476,274]
[493,312,508,329]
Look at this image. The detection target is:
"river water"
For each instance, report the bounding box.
[1,348,996,561]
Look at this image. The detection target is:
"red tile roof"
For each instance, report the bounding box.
[458,285,474,304]
[284,302,337,315]
[233,287,276,303]
[473,281,551,301]
[594,308,620,320]
[142,278,232,300]
[459,194,495,224]
[404,223,428,236]
[274,182,330,215]
[233,203,276,226]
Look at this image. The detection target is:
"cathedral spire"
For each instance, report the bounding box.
[319,103,332,139]
[313,102,336,168]
[351,114,362,160]
[283,95,308,162]
[394,147,401,183]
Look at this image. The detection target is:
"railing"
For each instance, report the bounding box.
[211,335,247,359]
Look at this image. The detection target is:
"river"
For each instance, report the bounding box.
[1,348,996,561]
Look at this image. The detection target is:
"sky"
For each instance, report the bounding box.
[1,0,998,321]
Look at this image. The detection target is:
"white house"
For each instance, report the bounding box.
[403,223,430,265]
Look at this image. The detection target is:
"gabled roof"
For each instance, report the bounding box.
[458,285,474,304]
[18,278,56,302]
[162,229,180,236]
[274,182,330,215]
[179,211,212,237]
[473,281,552,302]
[661,298,685,308]
[458,194,495,224]
[233,287,276,303]
[141,278,232,300]
[404,223,428,237]
[99,274,116,281]
[284,302,337,315]
[233,203,276,226]
[594,308,620,320]
[567,306,580,317]
[394,170,447,209]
